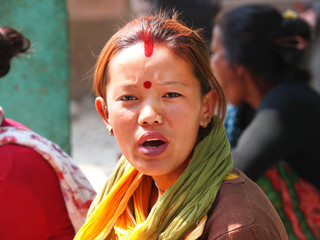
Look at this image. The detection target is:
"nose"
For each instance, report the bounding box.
[138,104,163,126]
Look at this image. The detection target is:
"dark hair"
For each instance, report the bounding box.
[0,27,30,78]
[215,4,312,84]
[94,12,226,121]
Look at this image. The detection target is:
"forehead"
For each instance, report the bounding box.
[106,43,200,89]
[211,26,223,49]
[108,43,192,77]
[112,43,175,63]
[110,43,148,66]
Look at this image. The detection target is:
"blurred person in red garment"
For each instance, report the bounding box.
[0,26,96,240]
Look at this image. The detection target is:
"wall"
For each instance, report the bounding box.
[0,0,71,152]
[67,0,131,100]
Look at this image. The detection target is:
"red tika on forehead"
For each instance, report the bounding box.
[143,81,152,89]
[139,31,154,57]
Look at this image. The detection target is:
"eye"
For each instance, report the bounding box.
[163,92,182,98]
[119,95,138,101]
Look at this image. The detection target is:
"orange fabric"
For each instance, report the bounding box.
[75,169,237,240]
[75,120,234,240]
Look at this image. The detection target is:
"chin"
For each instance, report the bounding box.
[135,164,169,177]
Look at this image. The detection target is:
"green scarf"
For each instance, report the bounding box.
[83,118,233,240]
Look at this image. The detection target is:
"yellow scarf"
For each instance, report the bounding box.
[74,118,233,240]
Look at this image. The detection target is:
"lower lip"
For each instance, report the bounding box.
[138,142,168,156]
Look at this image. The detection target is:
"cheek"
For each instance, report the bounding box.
[224,80,245,106]
[211,56,226,85]
[232,82,246,105]
[221,79,237,103]
[210,56,220,75]
[167,102,202,129]
[213,60,235,94]
[109,107,135,132]
[110,110,136,154]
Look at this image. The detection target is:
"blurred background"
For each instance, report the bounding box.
[0,0,314,191]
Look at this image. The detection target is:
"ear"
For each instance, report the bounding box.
[232,63,255,91]
[200,90,218,127]
[95,97,111,128]
[231,63,246,78]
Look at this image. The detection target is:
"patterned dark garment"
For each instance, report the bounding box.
[224,104,320,239]
[257,162,320,240]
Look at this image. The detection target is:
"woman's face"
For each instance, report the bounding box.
[98,44,214,181]
[210,26,246,106]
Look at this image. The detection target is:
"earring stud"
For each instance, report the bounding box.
[107,125,114,136]
[202,118,211,128]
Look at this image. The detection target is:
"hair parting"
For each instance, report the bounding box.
[139,28,154,57]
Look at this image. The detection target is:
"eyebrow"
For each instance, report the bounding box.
[116,83,139,90]
[114,80,189,89]
[158,80,188,87]
[112,77,138,87]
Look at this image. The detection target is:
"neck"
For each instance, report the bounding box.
[245,75,274,109]
[151,154,190,194]
[149,181,164,212]
[152,176,175,194]
[154,181,165,193]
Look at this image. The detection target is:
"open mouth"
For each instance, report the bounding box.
[143,139,166,148]
[138,132,168,156]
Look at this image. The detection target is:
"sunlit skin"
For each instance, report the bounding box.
[96,43,216,195]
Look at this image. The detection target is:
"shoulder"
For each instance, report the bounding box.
[0,144,65,209]
[253,82,320,142]
[0,144,75,238]
[0,144,55,180]
[260,82,320,115]
[200,170,288,240]
[240,82,320,143]
[0,144,66,203]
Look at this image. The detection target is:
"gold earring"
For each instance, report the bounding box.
[203,121,208,128]
[107,125,114,136]
[202,118,211,128]
[201,120,207,128]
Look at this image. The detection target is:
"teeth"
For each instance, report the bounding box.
[146,139,159,142]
